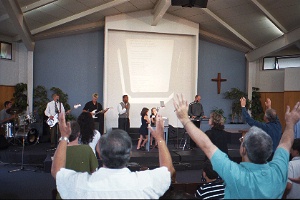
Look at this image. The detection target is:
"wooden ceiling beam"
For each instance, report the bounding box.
[2,0,34,51]
[203,8,256,49]
[246,27,300,61]
[199,29,252,53]
[151,0,171,26]
[251,0,287,33]
[31,0,129,35]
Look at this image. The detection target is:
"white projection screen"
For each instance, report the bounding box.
[104,30,197,132]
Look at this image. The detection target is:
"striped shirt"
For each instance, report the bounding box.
[195,180,225,199]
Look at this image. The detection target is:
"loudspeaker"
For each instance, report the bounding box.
[171,0,208,8]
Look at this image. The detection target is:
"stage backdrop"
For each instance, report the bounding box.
[104,10,199,131]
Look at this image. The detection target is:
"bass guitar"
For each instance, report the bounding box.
[91,107,112,118]
[47,104,81,127]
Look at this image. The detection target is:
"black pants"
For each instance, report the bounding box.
[190,120,201,148]
[118,118,130,134]
[50,124,60,148]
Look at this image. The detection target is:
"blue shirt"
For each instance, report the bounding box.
[294,121,300,139]
[211,148,289,199]
[242,107,282,152]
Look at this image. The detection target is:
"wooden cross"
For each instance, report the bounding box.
[211,73,227,94]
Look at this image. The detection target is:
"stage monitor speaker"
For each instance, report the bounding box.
[171,0,208,8]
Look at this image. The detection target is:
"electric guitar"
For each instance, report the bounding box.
[47,104,81,127]
[91,107,112,118]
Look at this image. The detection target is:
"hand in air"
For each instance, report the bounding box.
[58,112,71,138]
[173,94,189,122]
[149,114,164,141]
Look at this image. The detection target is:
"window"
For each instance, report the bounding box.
[0,42,12,60]
[263,55,300,70]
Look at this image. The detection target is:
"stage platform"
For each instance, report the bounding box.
[0,136,242,173]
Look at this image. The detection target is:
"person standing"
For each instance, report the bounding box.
[188,95,205,149]
[240,97,282,160]
[118,95,130,134]
[137,107,150,150]
[294,121,300,139]
[44,93,65,149]
[83,93,108,134]
[283,138,300,199]
[150,107,158,148]
[77,112,101,158]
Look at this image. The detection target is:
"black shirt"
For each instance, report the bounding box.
[83,101,103,122]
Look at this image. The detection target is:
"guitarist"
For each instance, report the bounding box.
[83,93,108,134]
[44,93,65,149]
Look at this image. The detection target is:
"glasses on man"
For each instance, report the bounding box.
[239,136,244,143]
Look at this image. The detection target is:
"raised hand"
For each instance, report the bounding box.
[58,112,71,138]
[240,97,246,107]
[173,94,189,124]
[265,98,272,109]
[149,114,164,141]
[285,102,300,127]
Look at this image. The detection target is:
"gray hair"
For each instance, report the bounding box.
[243,126,273,164]
[265,108,277,122]
[99,129,132,169]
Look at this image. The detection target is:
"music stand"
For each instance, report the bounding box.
[8,136,36,173]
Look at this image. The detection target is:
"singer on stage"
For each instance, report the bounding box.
[118,95,130,134]
[188,95,205,149]
[44,93,65,149]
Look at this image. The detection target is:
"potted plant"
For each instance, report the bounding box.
[224,87,250,123]
[12,83,28,113]
[249,87,264,122]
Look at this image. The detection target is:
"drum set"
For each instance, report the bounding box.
[1,108,39,146]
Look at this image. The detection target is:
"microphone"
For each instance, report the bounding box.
[56,99,59,102]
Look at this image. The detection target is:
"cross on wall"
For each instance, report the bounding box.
[211,73,227,94]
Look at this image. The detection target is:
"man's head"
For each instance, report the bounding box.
[99,129,132,169]
[195,95,201,102]
[4,101,12,109]
[68,121,81,142]
[202,160,219,181]
[240,126,273,164]
[264,108,277,122]
[291,138,300,158]
[52,93,59,101]
[92,93,98,103]
[123,95,128,104]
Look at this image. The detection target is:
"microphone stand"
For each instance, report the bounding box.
[9,135,36,173]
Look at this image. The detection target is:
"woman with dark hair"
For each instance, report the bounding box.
[77,112,101,158]
[205,111,229,155]
[137,107,150,150]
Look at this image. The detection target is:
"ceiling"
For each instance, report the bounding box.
[1,0,300,61]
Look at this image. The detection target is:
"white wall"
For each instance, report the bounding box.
[284,67,300,91]
[249,63,300,92]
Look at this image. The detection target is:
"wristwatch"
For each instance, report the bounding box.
[59,136,69,144]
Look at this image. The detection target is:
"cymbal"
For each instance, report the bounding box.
[6,108,22,115]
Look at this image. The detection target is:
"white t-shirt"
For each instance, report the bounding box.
[287,157,300,199]
[56,166,171,199]
[89,130,101,155]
